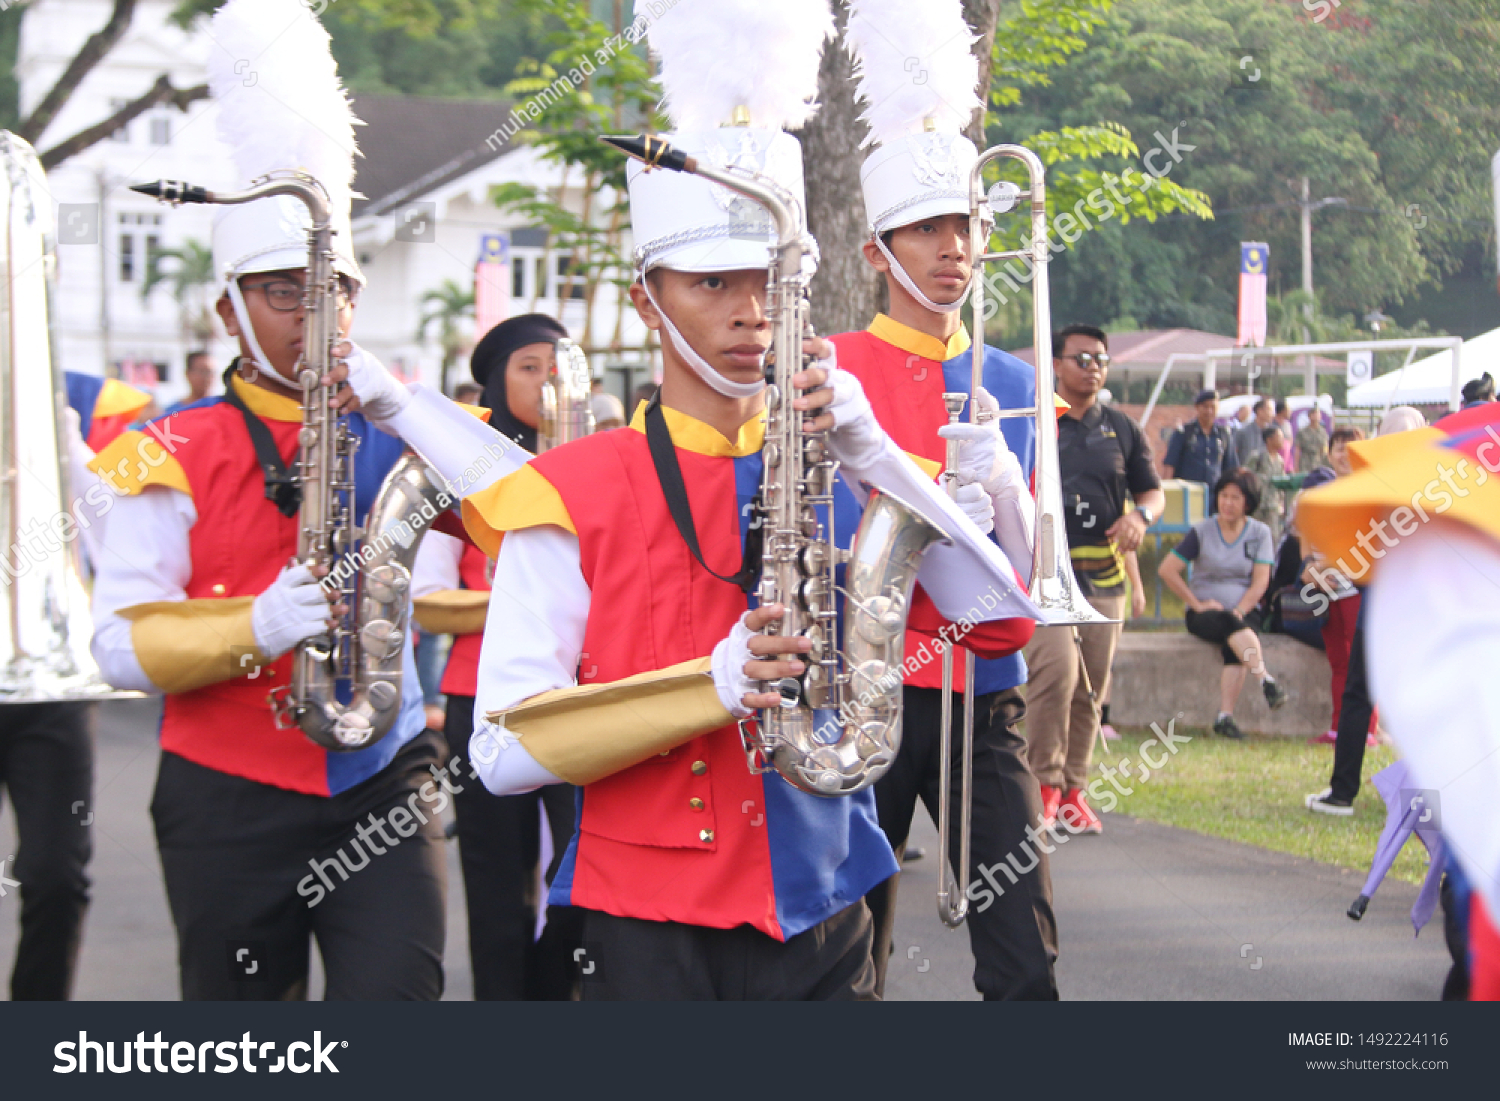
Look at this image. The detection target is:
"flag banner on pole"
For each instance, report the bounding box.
[1238,241,1268,347]
[474,231,511,338]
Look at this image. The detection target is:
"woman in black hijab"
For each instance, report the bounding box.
[469,313,569,452]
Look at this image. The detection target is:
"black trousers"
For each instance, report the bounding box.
[1328,600,1374,803]
[444,694,583,1000]
[579,901,877,1000]
[867,686,1059,1000]
[150,730,447,1000]
[0,701,93,1000]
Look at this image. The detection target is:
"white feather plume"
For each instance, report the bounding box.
[207,0,361,218]
[844,0,981,147]
[648,0,835,132]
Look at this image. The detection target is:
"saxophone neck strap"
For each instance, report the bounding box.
[221,362,301,518]
[643,390,762,595]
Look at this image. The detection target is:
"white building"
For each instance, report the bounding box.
[18,0,651,409]
[346,94,653,402]
[19,0,238,405]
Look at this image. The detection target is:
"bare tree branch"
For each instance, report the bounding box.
[39,75,208,170]
[18,0,139,145]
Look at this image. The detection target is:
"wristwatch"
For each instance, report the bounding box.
[1136,506,1155,527]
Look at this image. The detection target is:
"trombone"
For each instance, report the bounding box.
[935,143,1114,928]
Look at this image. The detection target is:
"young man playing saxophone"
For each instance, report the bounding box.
[85,0,520,1000]
[461,0,1036,1001]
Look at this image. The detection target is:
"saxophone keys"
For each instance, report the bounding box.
[855,594,906,643]
[364,563,407,604]
[366,680,399,711]
[359,618,403,659]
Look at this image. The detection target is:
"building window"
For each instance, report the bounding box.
[149,115,172,146]
[108,99,130,143]
[554,256,586,300]
[117,212,163,283]
[512,256,526,298]
[118,234,135,282]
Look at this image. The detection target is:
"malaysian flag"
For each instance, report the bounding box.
[474,231,511,339]
[1238,241,1268,347]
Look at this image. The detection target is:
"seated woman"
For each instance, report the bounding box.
[1158,468,1289,740]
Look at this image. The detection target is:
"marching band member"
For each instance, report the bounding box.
[412,314,582,1000]
[463,0,1037,1001]
[832,0,1058,1000]
[1297,401,1500,998]
[84,0,520,1000]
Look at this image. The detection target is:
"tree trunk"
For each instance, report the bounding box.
[801,0,879,338]
[802,0,1004,337]
[963,0,1003,145]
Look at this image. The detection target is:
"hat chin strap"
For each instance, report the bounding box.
[226,280,302,389]
[642,276,765,400]
[873,234,969,315]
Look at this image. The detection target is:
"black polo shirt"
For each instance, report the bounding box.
[1057,401,1160,593]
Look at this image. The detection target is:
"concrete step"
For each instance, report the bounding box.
[1108,630,1333,737]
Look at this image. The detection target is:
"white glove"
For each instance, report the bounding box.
[821,352,891,475]
[954,481,995,535]
[251,561,334,659]
[710,611,758,719]
[341,342,412,421]
[937,387,1026,503]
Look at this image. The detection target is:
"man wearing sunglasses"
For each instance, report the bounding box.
[1023,325,1163,835]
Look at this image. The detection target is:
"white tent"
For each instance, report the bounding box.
[1346,326,1498,407]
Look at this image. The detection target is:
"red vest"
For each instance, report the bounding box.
[531,429,784,933]
[156,402,326,793]
[438,543,491,698]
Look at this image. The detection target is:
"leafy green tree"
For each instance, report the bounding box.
[487,0,661,351]
[1000,0,1500,339]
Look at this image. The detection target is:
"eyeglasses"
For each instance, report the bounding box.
[1058,352,1111,369]
[241,278,355,312]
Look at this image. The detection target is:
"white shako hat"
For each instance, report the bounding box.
[626,0,834,398]
[627,127,807,274]
[628,0,833,275]
[207,0,364,297]
[845,0,983,313]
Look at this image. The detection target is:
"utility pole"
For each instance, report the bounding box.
[1293,176,1346,396]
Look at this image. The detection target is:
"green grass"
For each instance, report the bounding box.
[1103,726,1431,886]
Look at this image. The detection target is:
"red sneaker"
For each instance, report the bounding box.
[1038,784,1061,830]
[1057,787,1103,834]
[1306,730,1338,746]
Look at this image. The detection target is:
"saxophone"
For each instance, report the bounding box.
[538,337,596,451]
[602,135,947,796]
[131,172,449,751]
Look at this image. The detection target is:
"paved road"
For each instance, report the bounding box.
[0,699,1450,1000]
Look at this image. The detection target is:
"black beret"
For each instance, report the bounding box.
[470,313,569,386]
